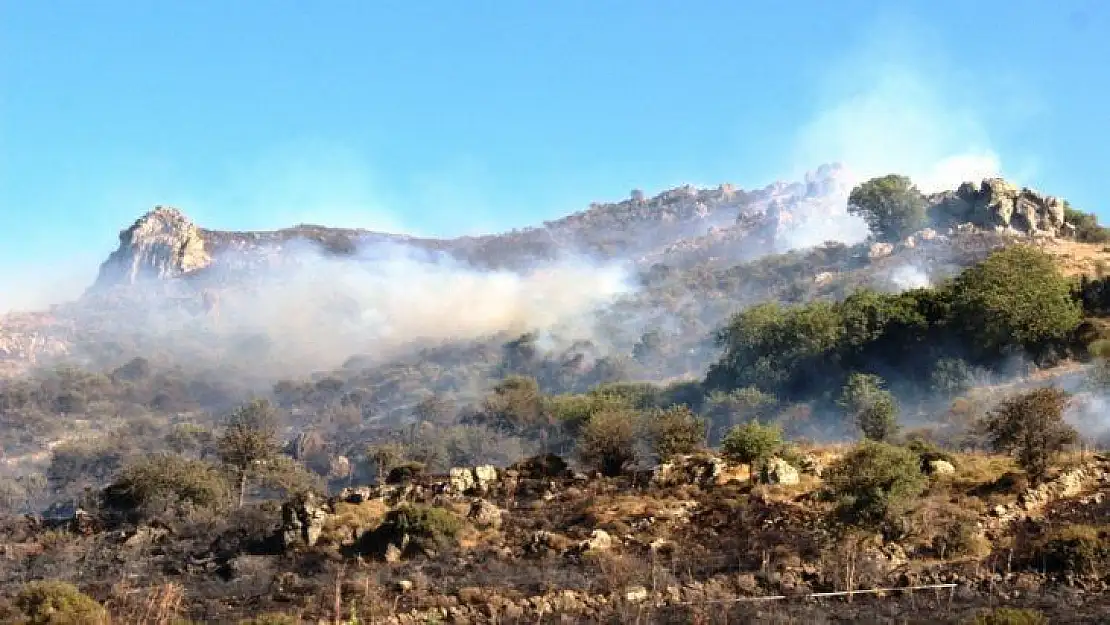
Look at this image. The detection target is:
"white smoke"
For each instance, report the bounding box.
[888,264,931,290]
[779,18,1017,247]
[141,240,637,375]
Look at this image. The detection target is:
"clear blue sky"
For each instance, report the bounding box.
[1,1,1107,294]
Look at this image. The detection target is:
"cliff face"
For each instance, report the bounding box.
[92,207,212,289]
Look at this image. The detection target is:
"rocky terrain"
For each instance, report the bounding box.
[1,166,1109,623]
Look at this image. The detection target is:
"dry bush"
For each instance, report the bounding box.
[103,581,186,625]
[582,551,666,595]
[319,500,388,548]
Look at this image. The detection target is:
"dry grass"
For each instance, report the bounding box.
[104,582,186,625]
[1039,238,1110,278]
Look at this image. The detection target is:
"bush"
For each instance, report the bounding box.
[577,407,640,476]
[104,454,231,518]
[647,405,705,461]
[838,373,899,442]
[949,245,1083,359]
[968,607,1048,625]
[1031,524,1110,576]
[385,461,425,485]
[13,580,108,624]
[379,504,464,551]
[720,421,782,478]
[239,614,301,625]
[980,387,1078,483]
[824,441,926,526]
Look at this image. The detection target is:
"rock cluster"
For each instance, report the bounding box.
[933,179,1068,236]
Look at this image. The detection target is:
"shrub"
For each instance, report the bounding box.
[967,607,1048,625]
[647,405,705,461]
[980,387,1078,483]
[378,504,464,551]
[239,614,301,625]
[838,373,899,442]
[13,580,108,624]
[720,421,782,479]
[824,441,926,526]
[385,461,425,485]
[1031,524,1110,576]
[577,407,640,476]
[104,454,231,518]
[949,245,1083,359]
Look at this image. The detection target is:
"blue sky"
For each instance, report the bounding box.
[1,1,1107,305]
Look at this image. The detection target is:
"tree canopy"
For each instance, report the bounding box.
[847,175,929,242]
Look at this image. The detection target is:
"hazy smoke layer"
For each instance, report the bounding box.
[98,241,637,377]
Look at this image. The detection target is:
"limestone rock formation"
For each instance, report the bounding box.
[933,179,1068,236]
[93,206,211,288]
[281,492,329,548]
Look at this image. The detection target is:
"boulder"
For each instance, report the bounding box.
[449,467,477,494]
[624,586,649,604]
[474,465,499,492]
[467,499,503,530]
[651,454,725,487]
[926,459,956,476]
[281,492,329,548]
[761,458,800,485]
[582,529,613,552]
[868,242,894,259]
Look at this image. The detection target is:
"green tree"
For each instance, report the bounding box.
[706,301,845,396]
[824,440,926,526]
[847,175,928,242]
[929,358,974,398]
[218,398,281,507]
[647,405,706,461]
[720,420,783,480]
[980,387,1078,484]
[838,373,900,442]
[949,245,1082,359]
[577,406,640,476]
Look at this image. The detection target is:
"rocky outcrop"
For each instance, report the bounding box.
[651,454,726,488]
[281,492,329,548]
[93,206,211,288]
[761,457,801,485]
[933,179,1068,236]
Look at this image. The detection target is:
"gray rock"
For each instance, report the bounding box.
[761,458,800,485]
[624,586,649,603]
[927,459,956,476]
[281,492,329,548]
[467,499,504,529]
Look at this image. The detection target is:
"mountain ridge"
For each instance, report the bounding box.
[0,166,1095,383]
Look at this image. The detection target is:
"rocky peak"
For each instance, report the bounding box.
[93,206,212,289]
[932,178,1068,236]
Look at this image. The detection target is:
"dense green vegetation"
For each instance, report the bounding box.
[705,244,1085,414]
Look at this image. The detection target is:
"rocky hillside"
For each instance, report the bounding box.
[1,165,1090,384]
